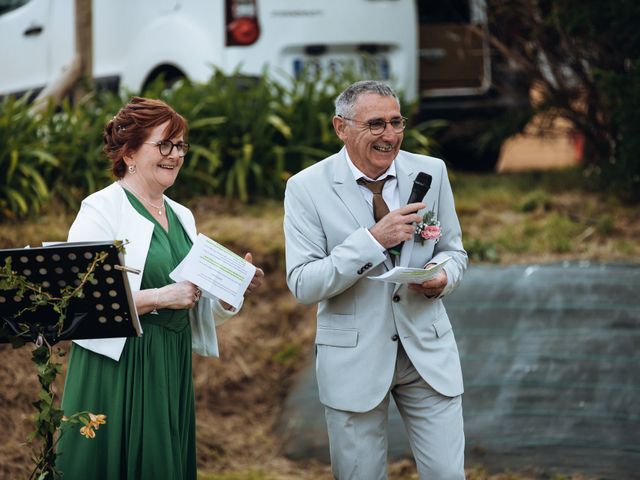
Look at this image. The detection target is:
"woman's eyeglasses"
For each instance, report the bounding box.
[144,140,190,157]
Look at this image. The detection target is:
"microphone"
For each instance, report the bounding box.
[389,172,432,257]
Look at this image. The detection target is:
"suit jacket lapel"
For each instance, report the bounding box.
[332,149,394,272]
[332,149,376,230]
[396,156,418,271]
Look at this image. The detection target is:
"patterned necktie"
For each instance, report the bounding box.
[357,176,392,222]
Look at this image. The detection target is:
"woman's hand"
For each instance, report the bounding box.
[135,281,201,314]
[159,281,201,309]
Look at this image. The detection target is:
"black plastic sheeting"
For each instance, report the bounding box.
[279,263,640,479]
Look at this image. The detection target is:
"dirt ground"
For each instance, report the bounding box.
[0,247,326,479]
[0,191,626,480]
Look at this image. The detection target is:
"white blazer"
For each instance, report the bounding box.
[67,182,239,361]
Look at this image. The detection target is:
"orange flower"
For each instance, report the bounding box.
[89,413,106,429]
[79,425,96,439]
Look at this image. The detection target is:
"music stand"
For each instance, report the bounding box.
[0,241,141,345]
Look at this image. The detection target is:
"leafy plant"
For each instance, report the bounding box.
[0,95,58,219]
[37,92,120,210]
[466,238,500,263]
[518,190,550,213]
[488,0,640,202]
[1,67,433,216]
[144,70,294,202]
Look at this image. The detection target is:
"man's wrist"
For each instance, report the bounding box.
[363,227,385,252]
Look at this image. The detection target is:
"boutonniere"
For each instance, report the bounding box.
[415,209,441,245]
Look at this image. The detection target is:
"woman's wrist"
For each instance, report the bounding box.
[150,288,160,315]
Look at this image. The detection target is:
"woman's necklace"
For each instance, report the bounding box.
[120,179,165,215]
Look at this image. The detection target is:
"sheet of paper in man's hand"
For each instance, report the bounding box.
[368,257,451,284]
[170,233,256,309]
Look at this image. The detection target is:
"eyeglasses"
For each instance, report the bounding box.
[144,140,190,157]
[339,115,407,135]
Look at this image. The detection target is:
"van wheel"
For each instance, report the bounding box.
[142,65,186,93]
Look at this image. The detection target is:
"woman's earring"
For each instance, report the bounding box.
[128,164,136,174]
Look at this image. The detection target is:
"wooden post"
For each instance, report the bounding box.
[73,0,93,103]
[31,0,93,112]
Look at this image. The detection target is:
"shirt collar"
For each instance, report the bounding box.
[345,150,396,182]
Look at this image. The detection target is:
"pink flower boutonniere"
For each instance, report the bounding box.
[415,209,441,245]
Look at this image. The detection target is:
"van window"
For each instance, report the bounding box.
[419,0,471,24]
[418,0,488,95]
[0,0,31,16]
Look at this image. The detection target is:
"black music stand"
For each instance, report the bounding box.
[0,241,141,345]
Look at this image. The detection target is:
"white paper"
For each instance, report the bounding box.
[170,233,256,309]
[368,257,451,284]
[42,241,65,247]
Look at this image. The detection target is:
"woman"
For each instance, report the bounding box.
[57,96,264,479]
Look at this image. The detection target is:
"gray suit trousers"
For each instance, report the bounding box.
[324,342,465,480]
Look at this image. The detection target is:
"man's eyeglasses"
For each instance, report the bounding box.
[339,115,407,135]
[144,140,190,157]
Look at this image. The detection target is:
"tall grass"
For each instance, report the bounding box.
[453,170,640,263]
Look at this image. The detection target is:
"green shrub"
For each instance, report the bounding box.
[466,238,500,262]
[0,95,58,219]
[518,190,550,213]
[145,71,294,201]
[38,92,121,209]
[0,68,432,217]
[541,214,582,253]
[590,63,640,202]
[596,213,615,236]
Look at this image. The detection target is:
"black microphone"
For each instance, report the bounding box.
[389,172,432,257]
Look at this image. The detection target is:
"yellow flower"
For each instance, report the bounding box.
[79,425,96,439]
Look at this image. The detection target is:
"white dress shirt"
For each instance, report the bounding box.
[345,152,399,252]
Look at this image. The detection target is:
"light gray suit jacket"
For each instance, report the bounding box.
[284,148,467,412]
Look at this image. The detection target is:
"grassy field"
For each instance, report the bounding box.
[1,168,638,265]
[0,169,636,479]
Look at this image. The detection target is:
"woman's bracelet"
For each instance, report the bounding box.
[150,288,160,315]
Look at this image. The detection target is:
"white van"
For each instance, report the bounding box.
[0,0,418,100]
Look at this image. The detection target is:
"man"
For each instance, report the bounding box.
[284,80,467,479]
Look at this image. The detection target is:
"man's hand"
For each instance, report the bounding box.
[408,267,447,298]
[369,202,425,249]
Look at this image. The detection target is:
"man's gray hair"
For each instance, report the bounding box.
[335,80,400,118]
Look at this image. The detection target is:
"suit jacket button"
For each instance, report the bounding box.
[391,334,399,341]
[393,295,400,303]
[357,268,363,275]
[366,262,372,268]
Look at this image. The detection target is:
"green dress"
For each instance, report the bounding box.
[57,192,196,479]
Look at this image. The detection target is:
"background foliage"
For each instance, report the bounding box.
[0,69,432,220]
[0,95,59,219]
[487,0,640,201]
